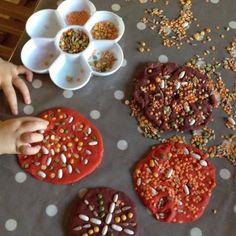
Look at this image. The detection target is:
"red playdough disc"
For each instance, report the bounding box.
[68,187,139,236]
[133,142,216,223]
[17,108,104,184]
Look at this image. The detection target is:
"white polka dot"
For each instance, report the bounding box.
[117,140,128,150]
[229,21,236,29]
[63,90,74,99]
[114,90,124,100]
[5,219,17,231]
[233,205,236,213]
[32,79,42,89]
[210,0,220,3]
[219,168,231,180]
[78,188,88,199]
[15,172,27,183]
[111,3,121,11]
[122,58,127,67]
[137,22,146,30]
[90,110,101,120]
[190,227,202,236]
[23,105,34,115]
[158,55,169,63]
[46,205,58,217]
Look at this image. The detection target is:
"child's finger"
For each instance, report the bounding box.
[2,83,18,115]
[18,145,41,155]
[19,117,49,125]
[13,78,31,104]
[17,65,33,82]
[20,120,48,133]
[20,132,44,144]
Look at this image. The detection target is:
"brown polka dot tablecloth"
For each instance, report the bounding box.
[0,0,236,235]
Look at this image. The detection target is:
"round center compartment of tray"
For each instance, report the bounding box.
[58,27,90,54]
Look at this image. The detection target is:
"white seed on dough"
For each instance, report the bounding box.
[160,80,165,89]
[90,218,101,225]
[113,194,119,203]
[109,202,116,213]
[175,82,181,90]
[38,171,46,178]
[73,226,82,231]
[111,224,123,232]
[62,145,67,151]
[89,141,98,146]
[124,229,135,235]
[68,117,74,123]
[192,153,201,160]
[151,187,158,196]
[46,157,52,166]
[137,178,141,186]
[166,169,173,178]
[57,169,63,179]
[87,128,92,135]
[50,149,55,156]
[179,71,186,79]
[60,153,67,163]
[184,185,190,195]
[105,213,112,224]
[83,224,91,228]
[79,214,89,222]
[189,119,196,126]
[200,160,208,167]
[42,146,49,155]
[67,164,73,174]
[86,150,92,155]
[102,225,108,235]
[183,148,189,155]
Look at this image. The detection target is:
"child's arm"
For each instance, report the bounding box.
[0,117,48,155]
[0,60,33,115]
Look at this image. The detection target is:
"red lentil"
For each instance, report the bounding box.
[66,11,90,26]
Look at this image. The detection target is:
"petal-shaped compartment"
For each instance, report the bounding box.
[49,54,92,90]
[57,0,96,27]
[21,38,60,73]
[84,41,124,76]
[85,11,125,42]
[26,9,64,38]
[55,25,93,58]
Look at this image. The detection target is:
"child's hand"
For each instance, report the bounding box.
[0,117,48,155]
[0,60,33,115]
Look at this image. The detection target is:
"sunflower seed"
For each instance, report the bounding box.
[79,214,89,221]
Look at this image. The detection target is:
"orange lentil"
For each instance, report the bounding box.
[66,11,90,26]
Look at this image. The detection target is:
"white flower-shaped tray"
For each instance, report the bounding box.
[21,0,125,90]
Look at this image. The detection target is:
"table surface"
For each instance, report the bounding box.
[0,0,236,235]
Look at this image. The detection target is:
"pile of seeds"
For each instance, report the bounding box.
[66,11,90,26]
[223,39,236,72]
[91,21,119,40]
[59,28,89,54]
[140,0,194,48]
[129,62,218,139]
[89,50,117,72]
